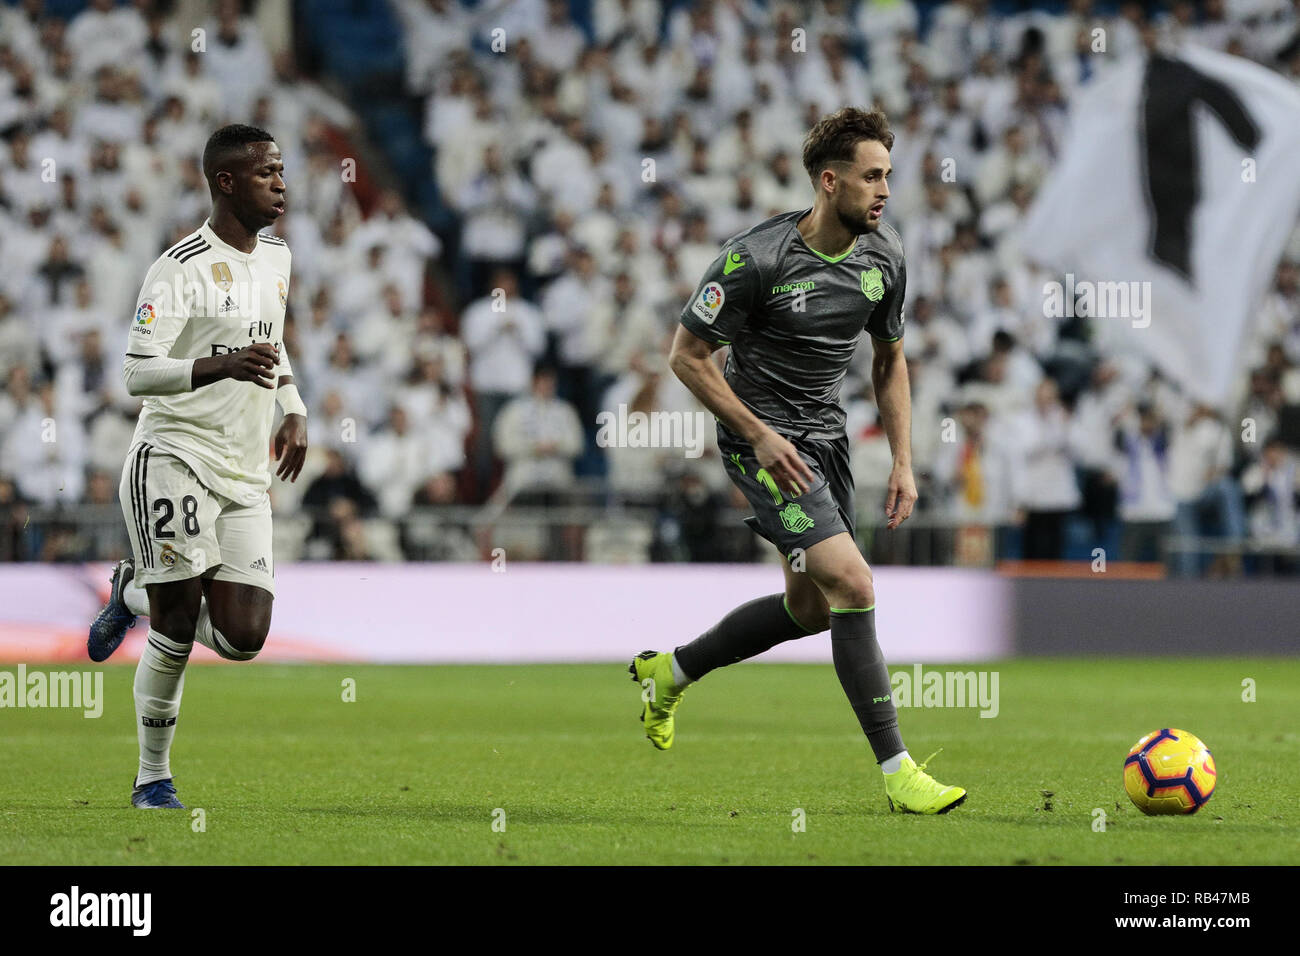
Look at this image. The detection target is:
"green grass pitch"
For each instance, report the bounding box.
[2,658,1296,865]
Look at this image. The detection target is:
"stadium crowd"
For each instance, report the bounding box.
[1,0,1299,573]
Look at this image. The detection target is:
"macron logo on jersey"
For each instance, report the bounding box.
[723,248,746,275]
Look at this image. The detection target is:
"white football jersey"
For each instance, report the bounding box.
[125,220,295,506]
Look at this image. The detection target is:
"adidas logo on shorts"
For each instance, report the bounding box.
[250,557,269,573]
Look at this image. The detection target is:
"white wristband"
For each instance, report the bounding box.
[277,383,307,417]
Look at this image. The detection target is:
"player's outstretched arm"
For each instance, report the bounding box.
[668,325,814,497]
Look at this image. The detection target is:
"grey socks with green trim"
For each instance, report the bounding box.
[829,607,906,763]
[673,593,817,683]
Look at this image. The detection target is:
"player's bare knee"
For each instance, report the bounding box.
[827,572,874,610]
[810,559,873,608]
[220,621,268,656]
[154,609,200,645]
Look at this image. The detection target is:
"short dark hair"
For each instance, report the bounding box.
[801,107,894,183]
[202,124,274,187]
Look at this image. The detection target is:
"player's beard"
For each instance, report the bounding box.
[836,202,877,235]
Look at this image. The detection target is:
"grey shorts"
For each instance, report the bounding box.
[717,424,856,560]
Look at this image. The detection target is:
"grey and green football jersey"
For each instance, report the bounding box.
[679,207,906,441]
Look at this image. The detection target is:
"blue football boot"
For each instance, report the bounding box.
[88,558,138,662]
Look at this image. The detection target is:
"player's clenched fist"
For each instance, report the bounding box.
[223,342,279,388]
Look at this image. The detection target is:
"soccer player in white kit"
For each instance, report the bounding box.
[88,125,309,808]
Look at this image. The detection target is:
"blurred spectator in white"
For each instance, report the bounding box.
[1114,401,1177,561]
[0,293,39,382]
[534,0,587,72]
[310,389,357,457]
[1,128,49,217]
[359,405,430,519]
[86,399,139,477]
[65,0,147,80]
[600,271,667,376]
[162,51,222,125]
[1238,369,1285,464]
[541,245,613,424]
[349,189,441,302]
[1169,403,1246,577]
[454,143,536,295]
[928,79,980,178]
[0,0,44,64]
[54,325,130,426]
[2,380,86,508]
[202,0,273,121]
[352,283,417,379]
[266,51,358,147]
[493,366,584,499]
[1012,378,1082,559]
[527,207,578,286]
[1240,435,1300,571]
[531,115,597,215]
[0,365,36,440]
[571,178,623,258]
[462,269,546,490]
[433,88,502,210]
[675,211,720,294]
[322,332,384,429]
[600,355,683,497]
[83,212,139,325]
[396,354,470,477]
[411,307,466,388]
[976,125,1048,208]
[903,295,972,372]
[394,0,473,94]
[1264,341,1300,404]
[593,0,661,47]
[30,104,89,181]
[296,290,338,387]
[42,276,96,366]
[1255,261,1300,366]
[333,243,390,318]
[77,67,144,146]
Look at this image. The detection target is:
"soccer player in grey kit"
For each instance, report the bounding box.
[630,107,966,814]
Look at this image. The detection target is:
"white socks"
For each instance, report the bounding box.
[133,629,191,786]
[880,751,911,775]
[123,578,149,617]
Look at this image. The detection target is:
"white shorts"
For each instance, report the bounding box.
[119,441,275,596]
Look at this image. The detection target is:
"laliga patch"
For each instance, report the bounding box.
[692,282,725,326]
[132,302,156,335]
